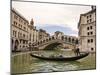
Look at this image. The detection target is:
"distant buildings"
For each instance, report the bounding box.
[53,31,78,49]
[11,8,49,51]
[38,29,50,40]
[78,6,96,52]
[28,19,39,44]
[54,31,64,40]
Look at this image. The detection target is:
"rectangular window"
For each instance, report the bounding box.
[21,25,22,28]
[91,48,94,51]
[90,26,92,29]
[87,39,90,43]
[91,39,93,43]
[87,20,89,23]
[15,31,17,37]
[23,34,25,38]
[87,16,89,19]
[24,22,26,25]
[91,32,93,35]
[30,34,31,41]
[90,19,92,22]
[23,40,25,44]
[24,27,26,30]
[14,21,17,25]
[16,22,17,25]
[14,14,18,20]
[19,24,20,27]
[14,21,16,25]
[87,32,89,35]
[20,40,21,43]
[87,27,89,30]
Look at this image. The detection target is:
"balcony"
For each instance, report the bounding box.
[18,36,28,40]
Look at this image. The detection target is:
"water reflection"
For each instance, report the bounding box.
[11,51,96,74]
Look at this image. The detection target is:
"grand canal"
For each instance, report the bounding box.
[11,50,96,74]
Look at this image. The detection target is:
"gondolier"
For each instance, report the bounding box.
[74,48,80,56]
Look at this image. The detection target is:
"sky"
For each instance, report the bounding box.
[12,1,92,36]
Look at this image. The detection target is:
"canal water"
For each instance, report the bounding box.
[11,50,96,74]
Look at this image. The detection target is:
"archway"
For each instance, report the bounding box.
[38,42,39,45]
[46,39,48,42]
[14,39,19,51]
[40,41,42,44]
[49,38,51,41]
[65,37,67,41]
[43,42,62,50]
[12,39,14,50]
[75,39,78,44]
[72,38,75,43]
[52,36,55,40]
[61,36,64,40]
[43,40,45,43]
[69,37,71,42]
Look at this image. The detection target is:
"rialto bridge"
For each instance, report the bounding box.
[32,35,78,50]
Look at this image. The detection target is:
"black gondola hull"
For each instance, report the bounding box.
[30,52,89,61]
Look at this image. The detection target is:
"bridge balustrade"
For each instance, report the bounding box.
[32,36,78,48]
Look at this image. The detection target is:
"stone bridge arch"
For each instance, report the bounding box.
[36,39,76,50]
[32,35,78,50]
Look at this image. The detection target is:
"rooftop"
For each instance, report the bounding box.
[12,8,29,23]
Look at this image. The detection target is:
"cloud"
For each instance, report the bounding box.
[36,24,78,36]
[12,1,91,24]
[12,1,91,37]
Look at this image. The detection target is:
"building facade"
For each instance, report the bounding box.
[11,8,29,51]
[11,8,39,51]
[28,19,34,46]
[78,6,96,52]
[54,31,64,40]
[38,29,50,40]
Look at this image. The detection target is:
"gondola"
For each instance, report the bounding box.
[30,52,89,61]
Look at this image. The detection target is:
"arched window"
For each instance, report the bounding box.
[46,39,48,42]
[69,38,71,42]
[40,41,42,44]
[61,36,64,40]
[65,37,67,41]
[52,36,54,40]
[49,38,51,40]
[72,38,74,43]
[14,39,19,51]
[43,40,45,43]
[38,42,39,45]
[75,39,78,44]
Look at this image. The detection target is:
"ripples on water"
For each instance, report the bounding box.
[11,51,96,74]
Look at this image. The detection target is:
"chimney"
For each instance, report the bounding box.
[91,6,96,10]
